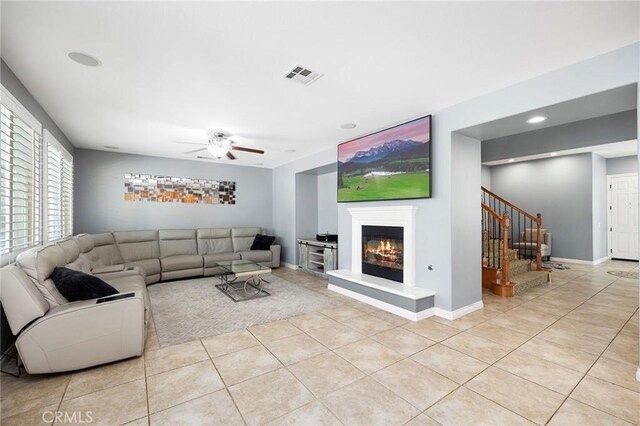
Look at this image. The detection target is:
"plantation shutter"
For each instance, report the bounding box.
[0,88,42,259]
[45,130,73,242]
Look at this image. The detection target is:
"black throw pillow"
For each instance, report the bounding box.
[250,233,276,250]
[50,267,119,302]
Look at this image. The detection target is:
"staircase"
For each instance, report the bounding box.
[482,187,550,297]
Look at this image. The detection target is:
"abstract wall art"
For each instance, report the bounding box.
[124,173,236,204]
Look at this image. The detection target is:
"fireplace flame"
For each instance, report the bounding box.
[364,237,403,271]
[368,240,400,262]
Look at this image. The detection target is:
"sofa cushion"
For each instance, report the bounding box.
[203,252,241,267]
[232,227,261,252]
[522,228,548,242]
[160,255,203,272]
[16,245,68,307]
[0,265,49,335]
[57,238,81,264]
[197,228,233,254]
[77,233,94,253]
[159,229,197,257]
[114,230,160,262]
[250,234,275,250]
[57,237,92,274]
[238,250,272,263]
[124,258,161,277]
[83,233,124,267]
[50,267,118,302]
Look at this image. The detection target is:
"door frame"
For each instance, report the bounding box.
[606,172,639,260]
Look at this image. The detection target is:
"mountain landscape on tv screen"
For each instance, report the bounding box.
[347,139,424,163]
[338,135,430,202]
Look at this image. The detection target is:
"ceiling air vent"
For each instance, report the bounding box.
[283,65,323,86]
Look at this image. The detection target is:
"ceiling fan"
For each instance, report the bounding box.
[181,132,264,160]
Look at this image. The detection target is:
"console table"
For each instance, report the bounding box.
[298,239,338,277]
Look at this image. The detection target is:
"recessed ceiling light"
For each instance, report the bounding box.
[526,116,547,124]
[68,51,102,67]
[508,159,515,163]
[340,123,357,129]
[285,149,296,153]
[103,145,119,150]
[550,152,558,156]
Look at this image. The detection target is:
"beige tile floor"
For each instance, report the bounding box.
[1,261,639,425]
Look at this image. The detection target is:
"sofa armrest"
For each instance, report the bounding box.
[16,292,145,374]
[92,264,125,274]
[270,245,281,268]
[544,233,552,250]
[95,266,145,281]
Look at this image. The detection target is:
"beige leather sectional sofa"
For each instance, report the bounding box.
[0,227,280,374]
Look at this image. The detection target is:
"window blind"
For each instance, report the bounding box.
[0,90,42,258]
[45,130,73,242]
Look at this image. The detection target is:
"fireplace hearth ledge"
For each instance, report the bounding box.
[327,269,435,321]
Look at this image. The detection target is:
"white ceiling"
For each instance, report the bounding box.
[483,140,638,166]
[1,1,639,168]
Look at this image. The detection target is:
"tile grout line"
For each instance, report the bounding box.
[545,304,640,425]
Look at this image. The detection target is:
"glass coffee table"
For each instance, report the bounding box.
[215,260,272,302]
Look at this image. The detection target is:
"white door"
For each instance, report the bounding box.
[609,174,639,260]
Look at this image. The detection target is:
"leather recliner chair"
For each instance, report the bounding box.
[1,242,146,374]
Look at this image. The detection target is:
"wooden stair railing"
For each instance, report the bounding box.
[481,186,543,271]
[482,205,510,287]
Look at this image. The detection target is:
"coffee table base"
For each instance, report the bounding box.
[215,275,271,302]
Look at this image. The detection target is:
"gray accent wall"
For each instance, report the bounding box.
[489,153,595,261]
[482,110,637,162]
[451,133,482,309]
[607,155,638,175]
[592,154,608,260]
[481,165,492,189]
[317,171,338,234]
[295,173,318,241]
[1,59,74,153]
[73,149,272,234]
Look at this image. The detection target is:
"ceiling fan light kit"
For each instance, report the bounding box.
[179,131,265,161]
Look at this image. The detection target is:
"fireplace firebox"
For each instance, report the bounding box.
[362,225,404,283]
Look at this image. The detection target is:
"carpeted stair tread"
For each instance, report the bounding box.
[511,270,550,294]
[509,259,531,276]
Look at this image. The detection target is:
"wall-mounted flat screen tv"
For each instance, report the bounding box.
[337,115,431,202]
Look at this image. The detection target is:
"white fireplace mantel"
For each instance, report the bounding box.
[348,205,418,286]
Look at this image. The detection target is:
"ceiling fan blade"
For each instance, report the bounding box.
[196,155,216,161]
[183,147,208,154]
[231,146,264,154]
[175,141,208,146]
[226,151,237,160]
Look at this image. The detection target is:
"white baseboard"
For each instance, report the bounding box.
[550,257,608,266]
[328,284,434,321]
[434,300,484,320]
[281,262,297,270]
[636,367,640,383]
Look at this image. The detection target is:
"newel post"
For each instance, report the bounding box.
[536,213,542,271]
[501,212,510,284]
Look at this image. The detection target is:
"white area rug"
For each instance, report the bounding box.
[148,274,336,347]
